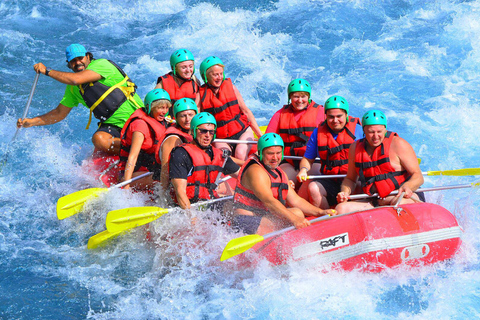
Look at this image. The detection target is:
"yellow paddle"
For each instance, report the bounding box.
[220,181,480,261]
[254,125,267,139]
[306,167,480,180]
[221,214,333,261]
[87,229,124,250]
[56,172,153,220]
[88,195,234,249]
[106,195,234,233]
[106,206,169,233]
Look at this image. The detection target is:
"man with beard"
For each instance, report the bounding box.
[169,112,240,209]
[17,44,143,154]
[232,133,336,235]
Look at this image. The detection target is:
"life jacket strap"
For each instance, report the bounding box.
[85,76,138,129]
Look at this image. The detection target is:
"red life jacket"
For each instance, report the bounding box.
[317,116,361,175]
[119,109,167,172]
[163,125,193,144]
[158,72,199,105]
[278,101,322,160]
[158,125,194,162]
[179,143,225,202]
[200,78,249,139]
[354,131,409,198]
[233,154,289,216]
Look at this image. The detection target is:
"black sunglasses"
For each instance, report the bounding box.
[197,128,216,135]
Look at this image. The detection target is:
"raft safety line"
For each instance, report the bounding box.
[292,226,463,263]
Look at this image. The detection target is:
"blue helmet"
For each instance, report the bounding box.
[66,44,87,62]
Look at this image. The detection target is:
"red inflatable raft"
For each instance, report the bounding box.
[82,152,121,187]
[248,203,462,272]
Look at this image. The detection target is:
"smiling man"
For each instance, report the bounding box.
[169,112,240,209]
[17,43,143,154]
[232,133,335,236]
[335,110,424,214]
[296,96,362,209]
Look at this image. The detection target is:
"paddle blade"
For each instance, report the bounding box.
[56,188,107,220]
[106,206,169,233]
[87,229,123,249]
[220,234,264,261]
[427,168,480,176]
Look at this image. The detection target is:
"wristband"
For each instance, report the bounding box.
[45,68,52,76]
[300,167,308,171]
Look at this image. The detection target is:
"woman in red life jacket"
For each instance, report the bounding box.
[266,78,326,185]
[199,56,263,161]
[336,110,424,214]
[158,98,197,191]
[119,89,171,190]
[155,49,201,108]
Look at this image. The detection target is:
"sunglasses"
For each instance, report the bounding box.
[197,128,216,136]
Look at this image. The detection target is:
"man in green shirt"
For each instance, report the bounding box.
[17,44,143,155]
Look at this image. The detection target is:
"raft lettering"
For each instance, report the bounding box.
[319,234,348,250]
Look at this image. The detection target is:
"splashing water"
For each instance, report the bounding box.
[1,0,480,318]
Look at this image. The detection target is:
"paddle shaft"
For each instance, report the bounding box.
[113,171,153,189]
[12,72,40,141]
[192,195,233,209]
[308,168,480,180]
[1,73,40,171]
[214,139,257,145]
[105,194,235,233]
[349,182,478,200]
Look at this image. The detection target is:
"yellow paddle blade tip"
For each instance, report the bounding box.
[56,188,107,220]
[220,234,264,261]
[87,229,123,249]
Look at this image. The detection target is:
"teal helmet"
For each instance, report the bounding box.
[170,49,195,76]
[199,56,225,82]
[325,95,349,114]
[144,89,171,115]
[173,98,198,119]
[191,112,217,139]
[362,110,387,128]
[325,95,349,122]
[287,78,311,102]
[257,132,284,162]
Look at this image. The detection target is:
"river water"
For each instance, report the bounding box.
[1,0,480,319]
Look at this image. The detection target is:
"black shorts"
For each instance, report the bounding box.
[226,126,249,154]
[231,215,262,235]
[315,178,342,207]
[96,123,122,138]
